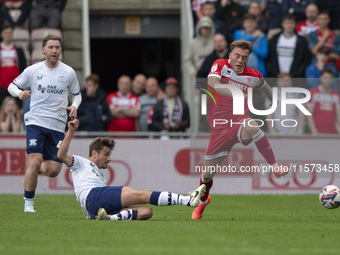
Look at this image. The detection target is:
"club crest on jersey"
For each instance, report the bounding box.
[38,84,46,93]
[58,76,65,83]
[29,139,37,146]
[211,64,218,73]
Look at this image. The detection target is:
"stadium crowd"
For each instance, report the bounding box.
[1,0,340,135]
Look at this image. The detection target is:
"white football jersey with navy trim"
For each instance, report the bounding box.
[70,155,107,219]
[13,61,80,132]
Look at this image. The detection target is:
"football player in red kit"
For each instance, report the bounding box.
[192,39,289,220]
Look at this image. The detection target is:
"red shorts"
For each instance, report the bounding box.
[204,118,252,160]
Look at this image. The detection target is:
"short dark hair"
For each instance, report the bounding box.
[282,13,296,22]
[318,10,330,17]
[1,24,13,33]
[42,34,63,48]
[202,1,215,6]
[322,68,334,76]
[317,46,330,55]
[89,137,116,157]
[86,73,100,84]
[243,13,257,22]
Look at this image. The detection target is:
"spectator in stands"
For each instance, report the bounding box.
[0,24,26,106]
[184,16,215,80]
[234,14,268,77]
[316,0,340,30]
[2,0,31,27]
[267,14,311,78]
[306,69,340,134]
[200,1,227,37]
[197,33,228,78]
[247,1,268,33]
[282,0,316,24]
[131,73,146,96]
[265,73,305,135]
[296,3,319,37]
[77,74,112,131]
[215,0,244,38]
[30,0,66,30]
[150,77,190,133]
[267,0,283,29]
[107,75,140,132]
[139,77,159,132]
[237,0,267,12]
[0,95,23,132]
[192,0,218,20]
[0,24,26,89]
[306,46,338,91]
[308,11,340,64]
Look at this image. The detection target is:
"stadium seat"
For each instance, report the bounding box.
[31,49,45,64]
[267,28,281,40]
[31,28,62,51]
[13,28,30,65]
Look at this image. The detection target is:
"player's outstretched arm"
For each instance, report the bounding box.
[57,119,80,166]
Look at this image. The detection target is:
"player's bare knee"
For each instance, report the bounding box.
[45,165,62,177]
[139,207,153,220]
[243,124,260,138]
[47,169,61,177]
[29,160,41,172]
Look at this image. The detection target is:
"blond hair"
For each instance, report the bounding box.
[230,40,253,54]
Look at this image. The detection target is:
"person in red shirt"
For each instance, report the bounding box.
[308,10,340,63]
[296,3,319,37]
[192,39,289,220]
[107,75,140,132]
[306,69,340,134]
[0,24,26,106]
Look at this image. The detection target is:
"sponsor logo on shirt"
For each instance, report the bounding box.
[37,84,63,94]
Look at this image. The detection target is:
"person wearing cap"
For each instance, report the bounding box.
[149,77,190,133]
[184,16,215,80]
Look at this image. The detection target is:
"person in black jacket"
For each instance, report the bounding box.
[267,14,311,78]
[215,0,244,40]
[150,77,190,133]
[197,33,229,78]
[77,74,112,131]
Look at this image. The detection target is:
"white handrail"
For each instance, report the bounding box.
[82,0,91,80]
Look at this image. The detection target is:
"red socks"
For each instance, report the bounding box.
[253,130,276,165]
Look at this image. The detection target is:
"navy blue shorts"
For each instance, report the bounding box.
[86,186,123,219]
[26,125,64,163]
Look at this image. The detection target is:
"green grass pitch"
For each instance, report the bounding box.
[0,194,338,255]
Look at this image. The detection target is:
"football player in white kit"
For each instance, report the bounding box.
[57,119,206,220]
[7,35,82,213]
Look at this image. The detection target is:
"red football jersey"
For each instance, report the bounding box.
[0,44,20,89]
[296,20,319,36]
[207,58,265,128]
[107,91,140,131]
[307,86,340,134]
